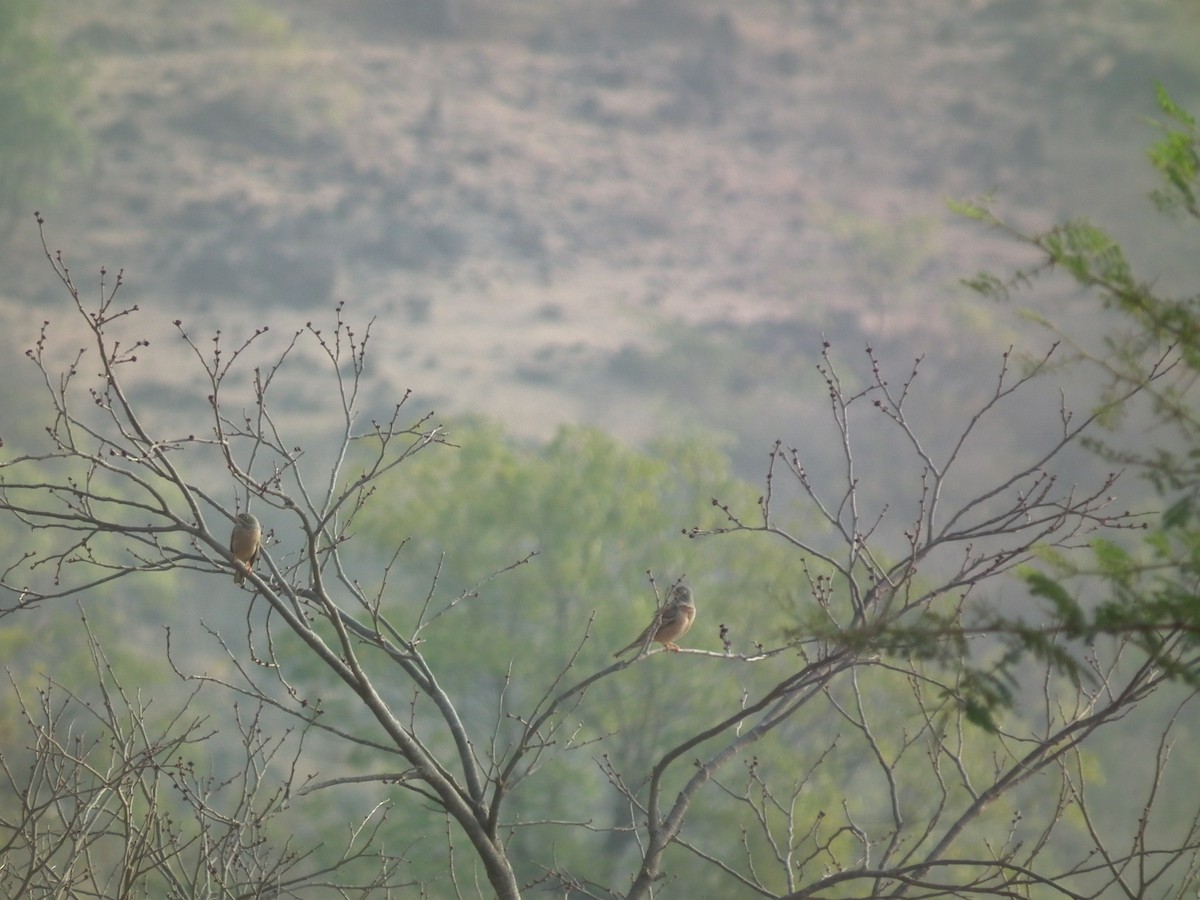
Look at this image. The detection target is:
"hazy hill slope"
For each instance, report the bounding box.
[4,0,1198,477]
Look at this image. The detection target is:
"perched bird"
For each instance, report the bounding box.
[613,584,697,657]
[229,512,262,585]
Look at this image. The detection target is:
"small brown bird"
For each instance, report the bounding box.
[614,584,697,657]
[229,512,262,585]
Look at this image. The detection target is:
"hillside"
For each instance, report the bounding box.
[5,0,1199,478]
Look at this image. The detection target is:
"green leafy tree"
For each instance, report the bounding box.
[347,421,814,887]
[946,84,1200,699]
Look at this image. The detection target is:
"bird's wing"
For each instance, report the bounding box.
[659,602,687,627]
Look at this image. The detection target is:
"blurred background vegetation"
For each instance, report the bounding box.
[0,0,90,232]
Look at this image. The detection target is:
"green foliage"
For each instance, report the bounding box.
[1024,568,1086,636]
[356,419,775,634]
[0,0,90,224]
[345,420,1070,888]
[343,417,1097,888]
[349,419,798,712]
[956,667,1015,733]
[1147,81,1200,218]
[345,421,824,886]
[943,195,992,222]
[950,85,1200,716]
[1041,219,1133,289]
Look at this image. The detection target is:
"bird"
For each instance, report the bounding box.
[229,512,262,585]
[613,584,697,657]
